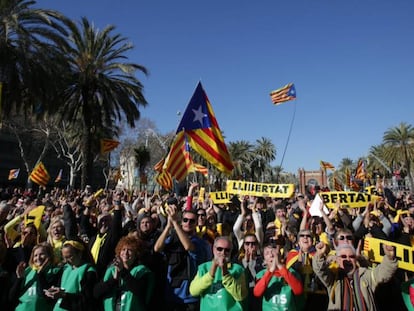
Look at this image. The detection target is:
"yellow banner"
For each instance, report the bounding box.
[209,191,232,204]
[319,191,381,208]
[363,237,414,272]
[226,180,295,198]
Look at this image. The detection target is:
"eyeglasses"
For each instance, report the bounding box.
[197,214,206,217]
[339,254,356,260]
[216,247,231,253]
[244,241,256,246]
[338,235,353,241]
[182,218,196,224]
[299,234,312,238]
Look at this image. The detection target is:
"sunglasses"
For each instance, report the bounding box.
[244,241,256,246]
[197,214,206,217]
[339,254,356,259]
[216,247,231,253]
[299,234,312,238]
[338,235,353,241]
[182,218,196,224]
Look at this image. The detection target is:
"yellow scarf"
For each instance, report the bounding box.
[91,233,107,263]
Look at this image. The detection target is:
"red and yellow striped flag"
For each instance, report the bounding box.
[29,162,50,187]
[156,170,173,190]
[175,82,234,175]
[163,131,192,182]
[190,162,208,177]
[334,177,344,191]
[100,138,120,154]
[270,83,296,105]
[345,168,351,187]
[320,160,335,171]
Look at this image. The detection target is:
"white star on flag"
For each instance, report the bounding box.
[192,105,206,125]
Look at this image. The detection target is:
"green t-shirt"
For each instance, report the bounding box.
[102,264,154,311]
[256,268,303,311]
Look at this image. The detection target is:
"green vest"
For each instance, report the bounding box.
[53,263,96,311]
[16,266,61,311]
[197,262,246,311]
[256,268,303,311]
[102,265,154,311]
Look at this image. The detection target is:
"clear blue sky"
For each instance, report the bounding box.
[36,0,414,174]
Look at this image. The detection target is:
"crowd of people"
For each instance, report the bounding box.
[0,181,413,311]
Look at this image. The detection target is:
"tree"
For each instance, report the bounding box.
[382,122,414,192]
[0,0,68,117]
[228,140,254,180]
[56,17,148,189]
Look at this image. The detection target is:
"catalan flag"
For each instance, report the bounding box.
[320,160,335,171]
[154,157,165,173]
[270,83,296,105]
[334,177,344,191]
[355,159,366,180]
[176,82,234,175]
[29,162,50,188]
[345,168,351,187]
[190,162,208,177]
[163,131,192,182]
[100,138,120,154]
[8,168,20,180]
[54,169,63,183]
[156,170,173,190]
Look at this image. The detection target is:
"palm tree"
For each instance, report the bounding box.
[56,17,148,188]
[382,122,414,192]
[0,0,68,117]
[253,137,276,182]
[228,140,254,179]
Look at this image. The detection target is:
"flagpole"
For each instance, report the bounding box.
[276,99,297,182]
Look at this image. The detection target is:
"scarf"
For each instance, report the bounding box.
[342,271,367,311]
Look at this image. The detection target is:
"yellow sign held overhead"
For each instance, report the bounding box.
[226,180,295,198]
[319,191,381,208]
[210,191,232,204]
[363,237,414,272]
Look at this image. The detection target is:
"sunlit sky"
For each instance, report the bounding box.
[36,0,414,174]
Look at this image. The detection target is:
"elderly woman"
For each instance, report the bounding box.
[94,235,154,311]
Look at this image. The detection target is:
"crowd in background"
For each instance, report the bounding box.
[0,182,413,311]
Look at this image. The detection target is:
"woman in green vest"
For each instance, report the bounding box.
[44,240,97,311]
[93,235,155,311]
[10,242,62,311]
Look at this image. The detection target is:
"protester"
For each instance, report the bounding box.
[189,236,247,310]
[254,241,303,311]
[9,242,61,311]
[94,235,154,310]
[154,202,211,311]
[312,241,398,310]
[44,240,97,311]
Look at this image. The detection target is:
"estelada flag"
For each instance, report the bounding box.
[29,162,50,187]
[100,138,120,154]
[270,83,296,105]
[162,131,192,182]
[175,82,234,175]
[8,168,20,180]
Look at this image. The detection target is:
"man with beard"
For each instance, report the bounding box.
[312,242,398,310]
